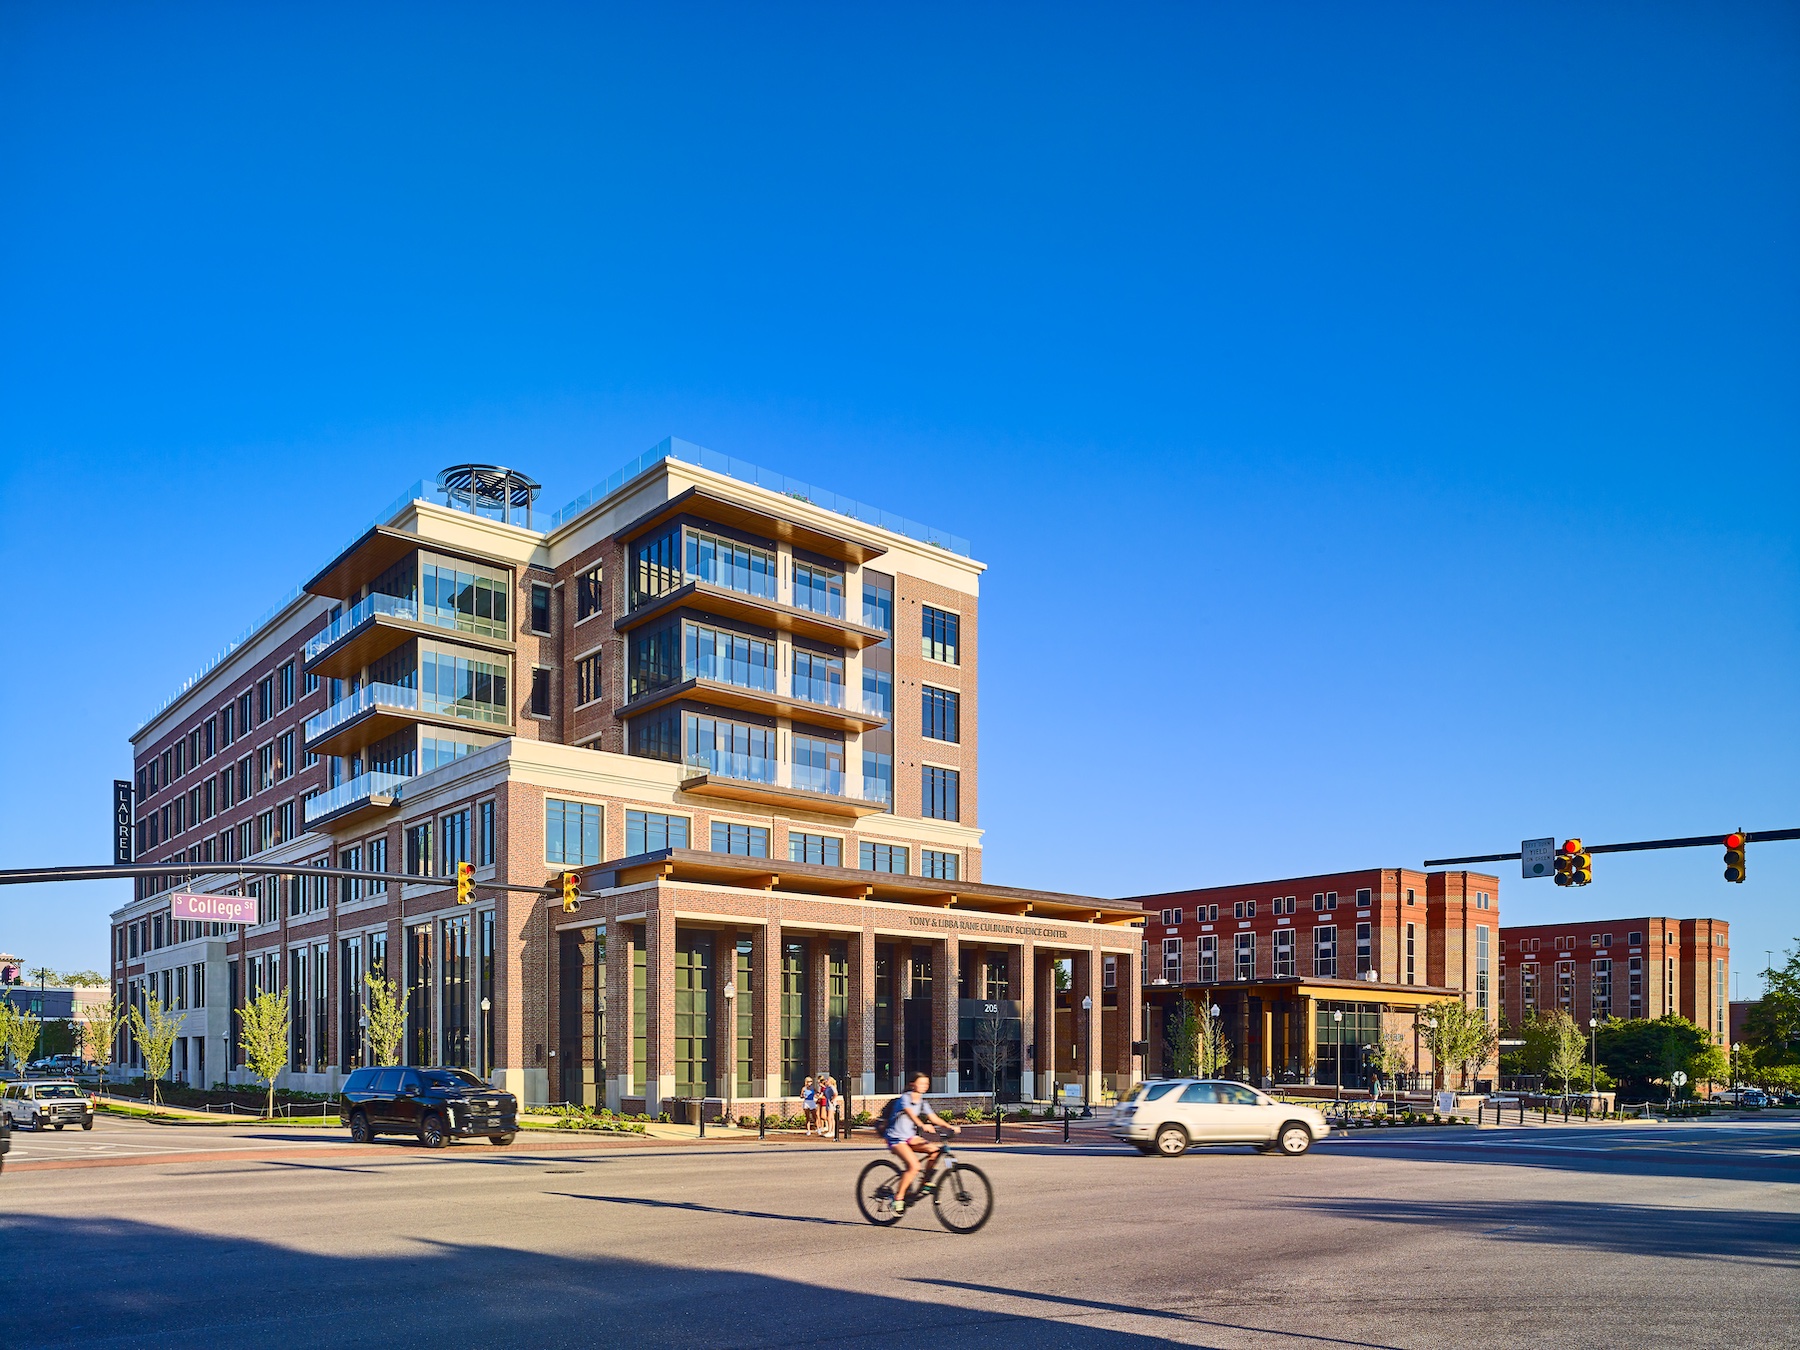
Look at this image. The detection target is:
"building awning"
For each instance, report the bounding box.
[1143,979,1466,1006]
[574,848,1146,927]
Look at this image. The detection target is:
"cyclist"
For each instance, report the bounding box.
[885,1071,959,1214]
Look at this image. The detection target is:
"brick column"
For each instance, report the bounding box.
[714,929,738,1109]
[1238,991,1253,1079]
[933,934,959,1094]
[1302,995,1318,1083]
[1116,947,1140,1090]
[1259,1001,1274,1086]
[1036,952,1059,1103]
[645,902,675,1116]
[604,917,632,1111]
[1015,940,1036,1102]
[755,919,781,1100]
[808,935,830,1082]
[851,926,876,1098]
[1075,949,1101,1106]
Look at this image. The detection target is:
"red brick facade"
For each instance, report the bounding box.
[1500,915,1729,1043]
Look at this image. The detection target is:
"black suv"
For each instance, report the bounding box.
[339,1067,517,1148]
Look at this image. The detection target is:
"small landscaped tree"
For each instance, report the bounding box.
[237,988,291,1118]
[0,1001,40,1071]
[81,995,129,1092]
[1420,998,1497,1092]
[128,994,183,1106]
[1366,1030,1411,1095]
[1524,1010,1588,1096]
[364,971,406,1067]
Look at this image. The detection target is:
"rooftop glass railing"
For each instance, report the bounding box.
[304,593,420,662]
[548,436,971,557]
[304,772,411,826]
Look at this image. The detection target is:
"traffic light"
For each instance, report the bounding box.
[561,870,581,912]
[1723,832,1748,884]
[455,860,475,904]
[1554,839,1578,888]
[1555,839,1592,887]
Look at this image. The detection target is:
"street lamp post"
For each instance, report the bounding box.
[1080,995,1093,1115]
[722,980,737,1127]
[1332,1010,1343,1102]
[1588,1017,1599,1107]
[1422,1016,1437,1095]
[1208,1004,1221,1079]
[479,999,491,1080]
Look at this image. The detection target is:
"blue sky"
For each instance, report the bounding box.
[2,3,1795,992]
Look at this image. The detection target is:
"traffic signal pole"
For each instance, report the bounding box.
[1425,827,1800,868]
[0,861,571,898]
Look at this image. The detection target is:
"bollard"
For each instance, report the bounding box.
[995,1107,1003,1144]
[759,1102,766,1140]
[699,1107,706,1139]
[1562,1098,1569,1123]
[1063,1105,1070,1143]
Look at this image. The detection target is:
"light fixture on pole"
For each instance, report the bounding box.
[1423,1015,1437,1094]
[723,979,737,1126]
[1588,1017,1598,1104]
[1332,1009,1343,1101]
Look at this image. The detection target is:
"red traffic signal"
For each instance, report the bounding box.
[1561,839,1582,855]
[1723,832,1747,884]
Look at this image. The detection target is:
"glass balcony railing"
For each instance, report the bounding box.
[304,593,418,662]
[304,681,509,742]
[686,555,779,600]
[685,749,779,785]
[791,763,846,796]
[862,776,893,807]
[687,655,777,692]
[792,585,845,620]
[304,771,410,825]
[675,664,885,718]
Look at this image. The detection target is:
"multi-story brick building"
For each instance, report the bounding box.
[1123,868,1501,1090]
[1500,916,1729,1043]
[112,441,1144,1111]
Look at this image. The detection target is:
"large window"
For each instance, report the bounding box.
[440,809,471,872]
[921,849,958,881]
[546,799,602,867]
[789,832,841,866]
[862,752,892,809]
[1475,926,1490,1013]
[626,809,689,855]
[576,565,604,621]
[861,841,908,874]
[1313,925,1337,979]
[1405,923,1417,985]
[278,661,294,711]
[711,821,768,857]
[631,524,681,606]
[530,669,552,717]
[792,649,844,706]
[1591,958,1612,1019]
[1197,934,1217,982]
[529,584,552,635]
[685,621,775,691]
[922,606,960,664]
[862,575,893,632]
[1356,922,1372,976]
[1273,929,1295,978]
[922,765,960,821]
[575,654,602,707]
[792,561,843,617]
[405,822,433,876]
[922,686,959,743]
[685,528,777,599]
[1235,932,1255,980]
[791,733,844,793]
[477,801,495,866]
[1162,937,1181,982]
[419,644,511,726]
[420,554,510,639]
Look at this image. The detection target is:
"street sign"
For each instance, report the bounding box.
[1672,1071,1688,1087]
[112,780,134,865]
[1521,837,1555,879]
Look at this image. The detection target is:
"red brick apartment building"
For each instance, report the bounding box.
[113,442,1144,1112]
[1122,869,1500,1090]
[1500,917,1729,1043]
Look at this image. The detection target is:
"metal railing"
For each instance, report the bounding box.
[303,772,410,826]
[304,681,509,743]
[303,593,418,661]
[683,751,875,803]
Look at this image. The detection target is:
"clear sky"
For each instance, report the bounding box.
[1,4,1795,992]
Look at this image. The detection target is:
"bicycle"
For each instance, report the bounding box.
[855,1127,994,1234]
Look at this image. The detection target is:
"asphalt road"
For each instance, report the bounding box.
[2,1116,1796,1348]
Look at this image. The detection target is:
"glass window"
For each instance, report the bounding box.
[530,585,552,635]
[792,648,844,706]
[576,654,602,707]
[684,528,777,599]
[922,606,959,664]
[1235,932,1255,980]
[530,669,552,717]
[546,799,602,867]
[791,561,844,617]
[922,686,959,743]
[788,832,842,866]
[405,822,433,876]
[478,800,495,866]
[1313,925,1337,978]
[791,733,844,793]
[685,621,776,691]
[921,849,958,880]
[419,553,511,639]
[861,752,892,809]
[710,822,768,857]
[440,809,471,871]
[626,809,689,855]
[684,713,776,781]
[861,574,893,632]
[631,524,681,606]
[922,765,959,821]
[576,564,604,620]
[860,841,908,874]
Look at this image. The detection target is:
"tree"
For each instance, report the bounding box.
[1523,1011,1587,1096]
[62,970,108,988]
[26,966,62,987]
[81,996,128,1090]
[1594,1015,1717,1100]
[237,988,291,1118]
[364,971,406,1068]
[972,1014,1012,1100]
[1365,1030,1411,1093]
[0,1001,41,1071]
[1741,945,1800,1067]
[1167,1000,1229,1079]
[128,994,183,1106]
[1420,998,1497,1091]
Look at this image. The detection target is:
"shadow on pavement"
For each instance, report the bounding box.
[1287,1197,1800,1267]
[0,1213,1174,1346]
[1335,1130,1800,1186]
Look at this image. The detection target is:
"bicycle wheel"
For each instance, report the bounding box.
[856,1158,905,1226]
[933,1161,994,1234]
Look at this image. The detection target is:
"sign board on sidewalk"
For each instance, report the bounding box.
[1521,837,1555,879]
[170,891,257,925]
[112,780,134,865]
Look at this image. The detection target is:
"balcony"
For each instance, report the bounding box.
[304,771,409,829]
[303,681,510,757]
[302,590,514,680]
[617,578,891,652]
[677,749,888,819]
[614,663,888,733]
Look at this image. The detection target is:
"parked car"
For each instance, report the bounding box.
[1111,1079,1331,1157]
[1709,1088,1768,1108]
[339,1066,517,1148]
[1,1079,95,1131]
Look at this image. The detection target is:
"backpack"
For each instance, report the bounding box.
[880,1095,907,1132]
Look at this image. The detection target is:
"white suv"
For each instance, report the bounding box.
[1112,1078,1330,1157]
